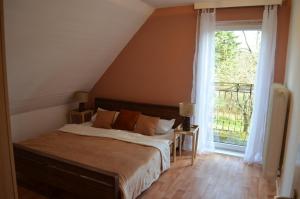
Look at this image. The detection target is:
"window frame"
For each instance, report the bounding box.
[216,20,262,31]
[213,20,262,155]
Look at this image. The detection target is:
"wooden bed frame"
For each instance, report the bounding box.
[14,98,183,199]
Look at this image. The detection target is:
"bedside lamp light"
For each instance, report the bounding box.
[74,91,89,112]
[179,102,195,131]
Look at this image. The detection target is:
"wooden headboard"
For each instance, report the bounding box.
[95,98,183,128]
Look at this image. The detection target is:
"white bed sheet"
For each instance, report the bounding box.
[80,122,174,145]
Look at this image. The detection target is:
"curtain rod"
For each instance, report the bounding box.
[194,0,283,9]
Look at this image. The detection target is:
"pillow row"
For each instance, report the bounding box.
[92,108,175,136]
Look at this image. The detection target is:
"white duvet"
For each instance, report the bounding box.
[59,124,171,171]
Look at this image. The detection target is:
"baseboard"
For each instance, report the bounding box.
[274,177,296,199]
[276,177,280,196]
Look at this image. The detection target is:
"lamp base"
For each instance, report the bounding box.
[78,103,85,112]
[182,117,190,131]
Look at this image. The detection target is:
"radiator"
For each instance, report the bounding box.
[263,83,289,180]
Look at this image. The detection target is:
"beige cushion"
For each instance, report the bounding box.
[134,115,160,136]
[92,110,116,129]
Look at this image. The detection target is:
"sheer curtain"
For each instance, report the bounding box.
[244,5,278,163]
[184,9,216,152]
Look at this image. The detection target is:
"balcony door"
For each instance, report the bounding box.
[213,22,262,155]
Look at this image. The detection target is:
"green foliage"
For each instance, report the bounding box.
[215,32,240,69]
[215,31,260,84]
[213,31,261,146]
[213,86,253,146]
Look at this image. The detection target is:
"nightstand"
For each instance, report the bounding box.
[170,133,181,156]
[173,125,199,165]
[69,109,93,124]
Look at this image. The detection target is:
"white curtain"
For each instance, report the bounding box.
[184,9,216,152]
[244,5,278,163]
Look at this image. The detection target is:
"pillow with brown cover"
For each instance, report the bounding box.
[134,114,160,136]
[113,110,140,131]
[92,110,116,129]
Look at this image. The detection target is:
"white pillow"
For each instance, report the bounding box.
[156,119,175,134]
[91,108,119,123]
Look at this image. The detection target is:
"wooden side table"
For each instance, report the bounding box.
[170,133,181,156]
[69,109,93,124]
[173,125,199,165]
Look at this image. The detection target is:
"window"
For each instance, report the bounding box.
[213,21,262,155]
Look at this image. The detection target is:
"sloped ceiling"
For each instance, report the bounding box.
[4,0,153,114]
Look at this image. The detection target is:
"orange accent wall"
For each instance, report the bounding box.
[90,6,197,106]
[90,2,291,106]
[275,0,291,83]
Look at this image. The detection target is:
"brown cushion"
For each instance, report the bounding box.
[113,110,141,131]
[92,110,116,129]
[134,115,159,136]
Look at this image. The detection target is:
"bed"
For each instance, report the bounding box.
[14,98,183,199]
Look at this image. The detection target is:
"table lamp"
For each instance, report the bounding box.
[179,102,195,131]
[74,91,89,112]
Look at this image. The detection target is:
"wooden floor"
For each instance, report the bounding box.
[138,153,275,199]
[18,153,276,199]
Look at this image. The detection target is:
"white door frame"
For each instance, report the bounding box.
[0,0,18,197]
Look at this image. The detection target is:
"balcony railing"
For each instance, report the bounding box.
[213,82,254,147]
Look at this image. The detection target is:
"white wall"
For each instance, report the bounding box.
[294,149,300,195]
[278,0,300,196]
[5,0,153,144]
[4,0,153,114]
[10,104,74,142]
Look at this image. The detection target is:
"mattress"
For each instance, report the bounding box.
[18,125,171,199]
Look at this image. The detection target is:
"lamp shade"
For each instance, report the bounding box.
[74,91,89,103]
[179,102,195,117]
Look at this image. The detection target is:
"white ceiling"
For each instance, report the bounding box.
[4,0,153,114]
[142,0,197,8]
